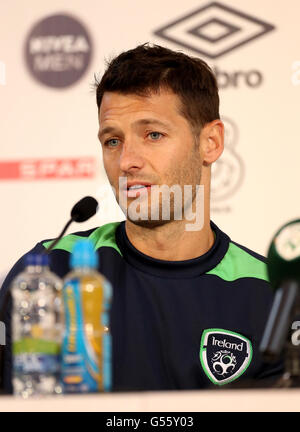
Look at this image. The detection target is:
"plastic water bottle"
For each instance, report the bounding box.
[11,253,63,397]
[62,239,112,393]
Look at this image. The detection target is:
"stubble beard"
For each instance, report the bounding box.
[120,146,202,229]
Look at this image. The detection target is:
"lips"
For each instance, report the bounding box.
[126,185,152,198]
[118,180,154,198]
[126,182,152,189]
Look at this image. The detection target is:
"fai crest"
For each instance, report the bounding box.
[200,328,252,385]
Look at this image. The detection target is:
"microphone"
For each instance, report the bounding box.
[46,196,99,252]
[71,196,99,223]
[260,219,300,362]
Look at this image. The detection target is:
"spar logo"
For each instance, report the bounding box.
[25,13,93,88]
[153,2,275,59]
[200,329,252,385]
[0,157,96,180]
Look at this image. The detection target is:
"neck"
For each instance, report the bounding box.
[125,217,214,261]
[125,170,213,261]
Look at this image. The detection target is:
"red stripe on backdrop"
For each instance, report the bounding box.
[0,161,20,179]
[0,158,96,180]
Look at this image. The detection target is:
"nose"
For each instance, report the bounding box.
[119,139,145,173]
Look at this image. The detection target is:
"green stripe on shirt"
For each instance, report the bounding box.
[206,242,269,282]
[42,221,123,256]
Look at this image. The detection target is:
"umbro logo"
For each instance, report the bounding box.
[153,2,275,59]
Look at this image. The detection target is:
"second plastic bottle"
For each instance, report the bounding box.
[61,239,112,393]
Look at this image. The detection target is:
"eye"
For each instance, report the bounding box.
[148,131,163,140]
[104,138,119,147]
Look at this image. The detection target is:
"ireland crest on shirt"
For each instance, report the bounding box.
[199,328,252,385]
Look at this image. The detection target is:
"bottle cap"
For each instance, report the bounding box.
[25,253,49,267]
[70,239,98,269]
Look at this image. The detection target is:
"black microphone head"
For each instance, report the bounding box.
[71,196,99,222]
[267,219,300,290]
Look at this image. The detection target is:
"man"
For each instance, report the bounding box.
[0,43,282,393]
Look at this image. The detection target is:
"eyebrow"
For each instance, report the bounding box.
[98,118,172,140]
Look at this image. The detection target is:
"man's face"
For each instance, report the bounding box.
[98,88,203,227]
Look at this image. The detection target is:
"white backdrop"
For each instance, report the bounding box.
[0,0,299,279]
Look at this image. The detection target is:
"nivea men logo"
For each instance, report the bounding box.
[200,329,252,385]
[0,321,5,345]
[153,2,275,59]
[25,14,93,88]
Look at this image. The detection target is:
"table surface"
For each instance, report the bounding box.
[0,388,299,412]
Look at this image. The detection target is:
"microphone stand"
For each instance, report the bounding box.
[43,218,73,253]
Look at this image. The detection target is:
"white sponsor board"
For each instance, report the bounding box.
[0,0,299,277]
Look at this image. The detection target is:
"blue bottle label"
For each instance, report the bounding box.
[13,353,60,374]
[62,279,100,393]
[13,338,60,374]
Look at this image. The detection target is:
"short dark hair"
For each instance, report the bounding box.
[94,43,220,135]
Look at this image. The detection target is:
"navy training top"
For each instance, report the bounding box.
[0,220,283,392]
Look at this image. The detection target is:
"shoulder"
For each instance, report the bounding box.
[229,240,267,264]
[207,236,269,284]
[42,221,122,254]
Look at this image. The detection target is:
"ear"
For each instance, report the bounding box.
[199,119,224,166]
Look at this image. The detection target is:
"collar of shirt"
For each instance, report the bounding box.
[115,220,230,279]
